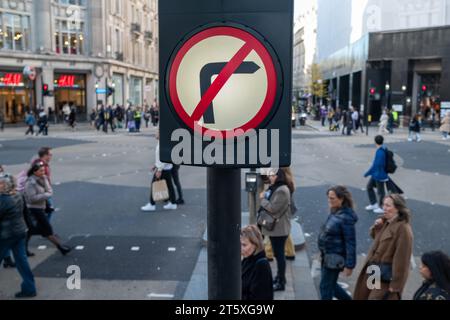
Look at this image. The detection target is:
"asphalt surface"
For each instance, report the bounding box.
[1,124,449,299]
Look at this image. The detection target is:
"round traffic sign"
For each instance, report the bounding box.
[23,66,36,81]
[168,25,279,138]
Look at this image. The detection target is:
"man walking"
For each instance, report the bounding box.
[171,164,185,205]
[141,131,177,211]
[364,135,391,214]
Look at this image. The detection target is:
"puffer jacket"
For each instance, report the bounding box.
[0,193,28,239]
[24,175,52,209]
[318,207,358,269]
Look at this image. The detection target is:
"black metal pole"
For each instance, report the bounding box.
[207,167,241,300]
[366,98,370,136]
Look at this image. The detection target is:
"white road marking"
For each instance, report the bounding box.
[168,247,176,252]
[131,247,140,251]
[75,246,84,250]
[304,233,311,237]
[38,245,47,250]
[105,246,114,251]
[147,293,174,299]
[338,282,349,289]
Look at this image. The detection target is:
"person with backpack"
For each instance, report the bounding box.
[24,111,36,136]
[364,135,395,214]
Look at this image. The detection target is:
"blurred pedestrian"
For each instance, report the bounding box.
[318,186,357,300]
[36,109,48,136]
[439,111,450,140]
[264,167,296,261]
[24,111,35,136]
[413,251,450,300]
[378,110,389,134]
[408,114,422,142]
[141,131,177,211]
[134,107,142,132]
[24,161,71,256]
[387,110,395,134]
[354,194,413,300]
[0,108,4,131]
[171,164,185,205]
[0,165,16,269]
[241,225,274,300]
[68,106,76,129]
[364,135,391,214]
[258,168,291,291]
[0,174,37,298]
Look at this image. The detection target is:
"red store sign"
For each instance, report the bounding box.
[0,73,23,86]
[57,75,76,87]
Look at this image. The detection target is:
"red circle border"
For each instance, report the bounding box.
[168,26,278,139]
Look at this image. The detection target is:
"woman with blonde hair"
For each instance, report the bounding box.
[0,174,37,298]
[354,194,413,300]
[241,225,273,300]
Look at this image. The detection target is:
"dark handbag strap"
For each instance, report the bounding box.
[382,291,402,300]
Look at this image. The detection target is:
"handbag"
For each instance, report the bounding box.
[152,179,169,202]
[323,253,345,270]
[379,263,393,283]
[256,208,277,231]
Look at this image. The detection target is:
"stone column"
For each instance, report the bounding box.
[34,0,52,53]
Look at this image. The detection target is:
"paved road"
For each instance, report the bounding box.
[1,123,449,299]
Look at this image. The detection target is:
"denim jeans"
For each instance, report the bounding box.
[270,236,288,283]
[0,235,36,295]
[320,266,352,300]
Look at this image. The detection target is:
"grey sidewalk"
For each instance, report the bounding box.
[183,212,319,300]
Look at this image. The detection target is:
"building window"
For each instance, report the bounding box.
[129,76,142,106]
[54,19,84,55]
[115,0,121,15]
[58,0,87,6]
[0,12,30,51]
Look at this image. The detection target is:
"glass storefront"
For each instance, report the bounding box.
[129,76,142,106]
[0,71,35,123]
[112,73,124,106]
[53,73,86,120]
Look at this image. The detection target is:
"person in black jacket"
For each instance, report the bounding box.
[241,225,273,300]
[0,174,37,298]
[318,186,358,300]
[414,251,450,300]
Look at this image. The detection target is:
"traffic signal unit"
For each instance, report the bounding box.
[42,84,51,96]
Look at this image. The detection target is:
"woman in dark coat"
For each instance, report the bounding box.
[318,186,358,300]
[0,174,37,298]
[241,225,273,300]
[414,251,450,300]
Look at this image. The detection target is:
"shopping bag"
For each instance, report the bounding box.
[152,179,169,202]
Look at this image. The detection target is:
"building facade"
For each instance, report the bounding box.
[293,0,317,107]
[316,0,450,122]
[0,0,159,124]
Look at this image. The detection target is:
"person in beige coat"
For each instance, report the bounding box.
[354,194,413,300]
[259,168,291,292]
[439,112,450,140]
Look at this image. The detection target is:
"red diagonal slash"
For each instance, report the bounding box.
[190,41,255,122]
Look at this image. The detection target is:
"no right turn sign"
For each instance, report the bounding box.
[160,0,293,167]
[168,26,278,138]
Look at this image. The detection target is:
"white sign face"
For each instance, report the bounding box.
[392,104,403,112]
[23,66,36,81]
[441,102,450,119]
[168,26,278,137]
